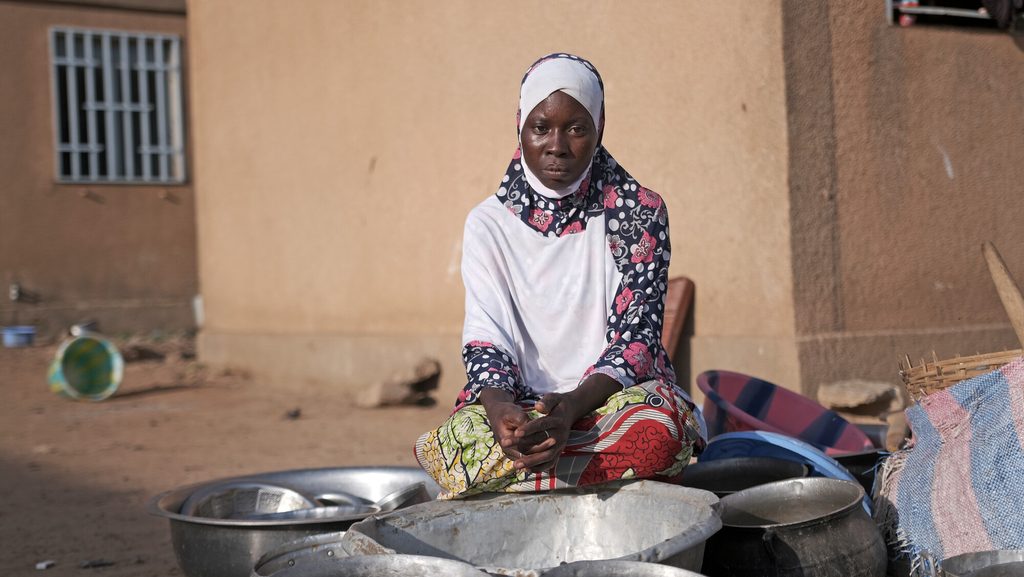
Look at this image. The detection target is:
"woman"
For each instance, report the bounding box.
[415,53,707,500]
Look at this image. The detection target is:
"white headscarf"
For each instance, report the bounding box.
[517,57,604,199]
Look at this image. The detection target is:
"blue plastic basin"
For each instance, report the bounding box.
[2,325,35,348]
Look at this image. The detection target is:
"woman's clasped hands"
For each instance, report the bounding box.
[484,393,574,474]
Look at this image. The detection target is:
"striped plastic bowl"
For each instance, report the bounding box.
[697,370,875,456]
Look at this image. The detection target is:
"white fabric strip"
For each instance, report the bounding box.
[519,57,602,132]
[522,160,590,200]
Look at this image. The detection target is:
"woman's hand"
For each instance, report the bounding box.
[513,374,624,473]
[480,374,623,473]
[511,393,574,473]
[479,389,530,461]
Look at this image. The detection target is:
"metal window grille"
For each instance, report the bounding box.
[886,0,997,26]
[49,27,186,184]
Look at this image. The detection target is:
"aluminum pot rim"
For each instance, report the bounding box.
[941,550,1024,577]
[681,457,810,496]
[718,477,865,531]
[258,553,492,577]
[252,531,348,576]
[147,466,431,527]
[542,559,709,577]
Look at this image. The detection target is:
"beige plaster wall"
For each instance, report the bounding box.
[784,2,1024,393]
[0,1,196,336]
[189,0,798,398]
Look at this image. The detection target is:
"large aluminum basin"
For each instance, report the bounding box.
[342,480,721,576]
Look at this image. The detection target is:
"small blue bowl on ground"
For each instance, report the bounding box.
[2,325,36,348]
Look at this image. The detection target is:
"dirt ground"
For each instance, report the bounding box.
[0,335,451,576]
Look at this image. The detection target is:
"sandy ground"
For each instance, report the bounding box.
[0,335,451,576]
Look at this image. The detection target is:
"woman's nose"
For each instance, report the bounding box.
[545,130,569,155]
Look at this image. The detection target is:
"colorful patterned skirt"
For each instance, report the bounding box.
[415,380,706,500]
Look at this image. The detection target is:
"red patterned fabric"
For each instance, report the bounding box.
[416,381,705,500]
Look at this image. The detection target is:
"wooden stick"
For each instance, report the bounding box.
[983,242,1024,349]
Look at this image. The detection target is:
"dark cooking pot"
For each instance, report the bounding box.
[681,457,808,497]
[702,477,885,577]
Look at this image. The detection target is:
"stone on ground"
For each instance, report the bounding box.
[356,358,442,408]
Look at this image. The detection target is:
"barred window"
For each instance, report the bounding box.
[50,27,186,184]
[886,0,1014,28]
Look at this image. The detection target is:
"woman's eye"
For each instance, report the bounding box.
[533,126,549,134]
[569,126,586,135]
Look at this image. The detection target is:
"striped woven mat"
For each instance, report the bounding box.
[876,356,1024,564]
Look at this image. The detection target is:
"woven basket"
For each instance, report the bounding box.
[900,349,1024,402]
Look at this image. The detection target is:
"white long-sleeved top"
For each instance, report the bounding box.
[461,195,623,396]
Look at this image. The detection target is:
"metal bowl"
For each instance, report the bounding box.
[258,551,490,577]
[942,551,1024,577]
[252,533,490,577]
[543,560,708,576]
[374,481,431,512]
[680,457,808,497]
[967,566,1024,577]
[148,466,440,577]
[253,532,347,576]
[246,504,380,521]
[180,482,316,519]
[312,491,371,507]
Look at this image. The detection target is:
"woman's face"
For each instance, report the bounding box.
[520,91,599,190]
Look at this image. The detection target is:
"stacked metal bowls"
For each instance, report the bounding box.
[148,466,438,577]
